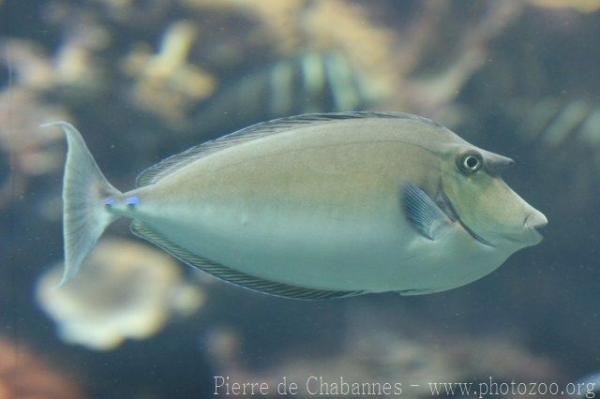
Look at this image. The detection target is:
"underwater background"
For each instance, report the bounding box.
[1,0,600,398]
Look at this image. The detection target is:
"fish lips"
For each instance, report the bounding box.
[495,212,548,247]
[520,211,548,246]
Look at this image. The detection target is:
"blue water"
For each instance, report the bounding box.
[1,1,599,398]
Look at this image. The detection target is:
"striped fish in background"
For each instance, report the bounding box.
[504,97,600,207]
[192,51,380,140]
[510,97,600,153]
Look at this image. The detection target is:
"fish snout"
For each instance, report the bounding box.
[521,209,548,246]
[524,209,548,230]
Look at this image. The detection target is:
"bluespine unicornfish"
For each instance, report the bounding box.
[49,112,547,299]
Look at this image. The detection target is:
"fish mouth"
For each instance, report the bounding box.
[437,186,547,248]
[437,188,494,247]
[524,212,548,230]
[471,211,547,247]
[520,212,548,245]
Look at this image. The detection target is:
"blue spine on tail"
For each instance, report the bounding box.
[44,122,121,285]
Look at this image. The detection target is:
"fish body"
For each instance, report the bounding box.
[53,112,547,299]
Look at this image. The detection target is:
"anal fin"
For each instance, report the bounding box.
[130,221,365,300]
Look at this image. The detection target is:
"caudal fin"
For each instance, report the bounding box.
[45,122,121,285]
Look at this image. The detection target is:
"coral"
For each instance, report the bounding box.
[0,88,67,175]
[181,0,398,102]
[1,1,526,132]
[0,87,70,208]
[0,32,103,207]
[121,20,217,126]
[180,0,308,53]
[207,308,560,399]
[300,0,401,101]
[1,27,106,92]
[0,337,85,399]
[180,0,526,120]
[36,238,205,351]
[0,40,56,90]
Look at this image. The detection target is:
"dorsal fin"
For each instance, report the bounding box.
[136,111,440,187]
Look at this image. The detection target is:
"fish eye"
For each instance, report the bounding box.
[457,151,483,175]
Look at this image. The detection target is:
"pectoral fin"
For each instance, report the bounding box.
[401,184,452,240]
